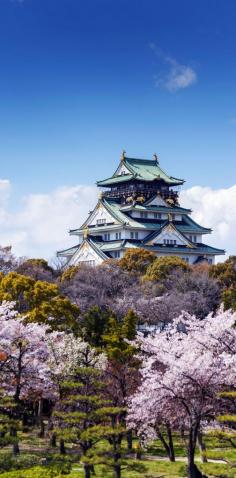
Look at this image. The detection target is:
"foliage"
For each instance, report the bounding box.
[118,248,156,274]
[59,263,137,315]
[0,273,80,333]
[103,310,138,362]
[128,308,236,478]
[0,464,72,478]
[210,256,236,289]
[60,266,80,283]
[53,342,108,478]
[143,256,190,282]
[80,306,112,348]
[222,287,236,311]
[16,259,55,282]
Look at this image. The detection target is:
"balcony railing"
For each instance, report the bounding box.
[103,187,179,204]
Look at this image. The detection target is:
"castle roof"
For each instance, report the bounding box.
[97,156,185,187]
[70,197,211,236]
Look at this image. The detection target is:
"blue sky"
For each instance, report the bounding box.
[0,0,235,258]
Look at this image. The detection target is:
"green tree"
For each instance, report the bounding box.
[143,255,190,281]
[80,306,111,348]
[209,391,236,460]
[210,257,236,311]
[53,343,107,478]
[0,389,20,455]
[102,309,137,362]
[119,248,156,274]
[92,406,145,478]
[102,310,140,452]
[209,256,236,289]
[60,265,80,283]
[0,272,80,333]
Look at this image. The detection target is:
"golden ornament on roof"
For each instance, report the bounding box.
[121,150,126,161]
[83,227,89,239]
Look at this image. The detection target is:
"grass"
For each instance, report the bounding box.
[0,428,236,477]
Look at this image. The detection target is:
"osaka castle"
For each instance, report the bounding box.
[58,152,224,267]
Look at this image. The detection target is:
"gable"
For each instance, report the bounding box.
[68,241,104,267]
[146,224,194,247]
[145,194,168,207]
[84,202,119,227]
[115,163,131,176]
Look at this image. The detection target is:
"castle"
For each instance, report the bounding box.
[58,152,224,266]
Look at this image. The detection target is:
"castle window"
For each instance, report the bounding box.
[140,212,148,218]
[104,233,110,241]
[114,251,120,258]
[154,213,162,219]
[97,219,106,226]
[115,232,121,240]
[164,239,176,245]
[81,260,95,266]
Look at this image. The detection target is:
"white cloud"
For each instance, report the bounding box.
[180,185,236,260]
[0,180,234,262]
[0,182,98,260]
[150,43,197,92]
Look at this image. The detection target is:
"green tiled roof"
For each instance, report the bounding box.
[97,157,184,187]
[98,240,125,251]
[57,244,80,257]
[120,204,192,214]
[119,241,224,256]
[69,197,212,237]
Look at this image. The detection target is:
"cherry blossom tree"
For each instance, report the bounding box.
[0,301,55,451]
[128,309,236,478]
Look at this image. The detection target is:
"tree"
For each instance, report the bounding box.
[52,341,107,478]
[0,301,54,452]
[0,246,19,275]
[119,248,156,274]
[143,255,190,281]
[128,309,236,478]
[209,256,236,289]
[16,259,55,282]
[80,306,112,348]
[210,391,236,458]
[60,262,137,315]
[0,273,80,333]
[102,310,140,451]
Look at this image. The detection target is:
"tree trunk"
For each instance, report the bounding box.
[13,442,20,455]
[127,430,133,451]
[157,427,175,462]
[38,418,45,438]
[37,399,45,438]
[114,464,121,478]
[187,424,202,478]
[10,427,20,455]
[60,438,66,454]
[197,432,207,463]
[166,424,175,462]
[84,464,91,478]
[50,432,57,447]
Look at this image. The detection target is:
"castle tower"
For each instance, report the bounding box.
[57,153,225,266]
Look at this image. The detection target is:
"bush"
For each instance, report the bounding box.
[0,464,72,478]
[143,255,190,281]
